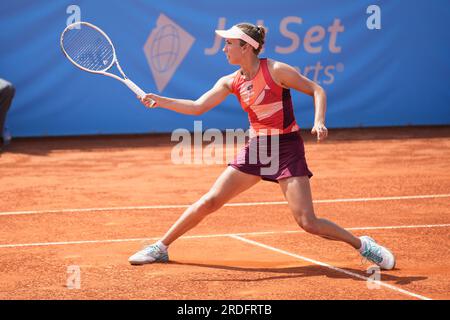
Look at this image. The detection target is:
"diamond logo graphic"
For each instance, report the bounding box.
[144,14,195,92]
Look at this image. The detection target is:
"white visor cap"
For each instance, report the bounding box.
[215,26,260,50]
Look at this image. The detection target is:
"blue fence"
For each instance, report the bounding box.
[1,0,449,137]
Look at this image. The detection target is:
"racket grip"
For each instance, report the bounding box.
[123,79,146,97]
[123,79,156,108]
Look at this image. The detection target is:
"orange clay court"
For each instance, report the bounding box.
[0,126,449,300]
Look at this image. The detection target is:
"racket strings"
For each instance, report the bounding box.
[63,25,114,72]
[70,28,113,70]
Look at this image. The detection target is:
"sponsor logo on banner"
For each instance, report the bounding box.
[143,14,195,92]
[205,17,346,85]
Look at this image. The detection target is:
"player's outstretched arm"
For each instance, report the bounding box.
[140,74,233,115]
[271,60,328,141]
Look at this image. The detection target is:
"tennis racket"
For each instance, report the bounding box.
[60,21,155,107]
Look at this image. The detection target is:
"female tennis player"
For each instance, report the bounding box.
[129,23,396,270]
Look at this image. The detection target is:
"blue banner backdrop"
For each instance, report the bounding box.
[0,0,449,137]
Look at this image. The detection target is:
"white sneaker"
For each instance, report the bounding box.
[360,236,396,270]
[128,244,169,265]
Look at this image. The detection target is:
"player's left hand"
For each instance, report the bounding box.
[311,123,328,142]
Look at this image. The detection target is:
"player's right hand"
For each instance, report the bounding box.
[138,93,158,108]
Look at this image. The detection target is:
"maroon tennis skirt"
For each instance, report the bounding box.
[228,131,313,183]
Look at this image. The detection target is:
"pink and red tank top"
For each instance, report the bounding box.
[231,58,300,137]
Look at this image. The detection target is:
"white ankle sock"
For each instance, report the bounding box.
[156,240,168,251]
[358,237,367,253]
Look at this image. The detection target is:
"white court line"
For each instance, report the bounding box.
[1,193,450,217]
[0,223,449,249]
[230,234,432,300]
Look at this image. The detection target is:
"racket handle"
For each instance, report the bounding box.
[123,79,156,108]
[123,79,145,97]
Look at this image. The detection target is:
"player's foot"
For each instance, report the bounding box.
[128,244,169,265]
[359,236,396,270]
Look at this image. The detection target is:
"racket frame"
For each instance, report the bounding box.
[61,21,154,106]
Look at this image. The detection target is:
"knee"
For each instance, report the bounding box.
[302,220,320,235]
[294,213,320,235]
[9,85,15,99]
[1,83,15,100]
[196,193,222,215]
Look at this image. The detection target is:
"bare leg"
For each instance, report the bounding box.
[279,176,361,250]
[161,166,261,245]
